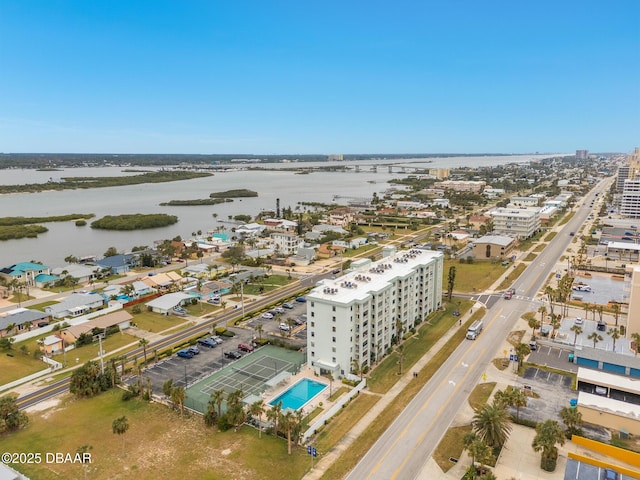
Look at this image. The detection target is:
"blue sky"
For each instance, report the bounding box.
[0,1,638,154]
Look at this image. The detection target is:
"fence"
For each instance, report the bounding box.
[301,378,367,443]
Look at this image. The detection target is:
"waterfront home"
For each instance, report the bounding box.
[52,263,101,284]
[0,261,51,288]
[95,254,135,275]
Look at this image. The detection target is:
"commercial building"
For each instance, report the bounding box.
[306,247,443,378]
[508,196,540,208]
[439,180,486,193]
[489,207,541,239]
[621,179,640,219]
[627,266,640,338]
[472,235,516,259]
[576,149,589,160]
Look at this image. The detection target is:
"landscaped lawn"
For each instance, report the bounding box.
[433,425,473,472]
[544,231,557,241]
[533,244,546,253]
[524,253,537,262]
[127,311,190,333]
[367,299,473,394]
[444,260,506,293]
[242,274,294,294]
[496,263,526,291]
[0,389,313,480]
[468,382,497,411]
[0,348,50,385]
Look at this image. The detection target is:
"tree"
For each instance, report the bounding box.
[139,338,149,364]
[249,399,265,438]
[570,325,583,346]
[326,372,334,397]
[473,402,512,448]
[447,266,456,301]
[502,387,527,421]
[0,395,28,432]
[537,305,547,324]
[532,419,565,472]
[162,378,174,398]
[255,324,264,341]
[527,317,540,339]
[171,386,186,415]
[468,438,494,475]
[612,303,621,326]
[267,401,282,437]
[560,406,583,438]
[112,416,129,456]
[608,328,621,353]
[587,332,603,349]
[515,343,531,370]
[104,246,118,258]
[70,360,115,397]
[280,409,298,454]
[226,388,246,431]
[631,332,640,356]
[351,359,364,381]
[210,389,226,418]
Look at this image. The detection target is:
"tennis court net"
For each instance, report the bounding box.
[232,367,273,383]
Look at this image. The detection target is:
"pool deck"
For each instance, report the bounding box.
[261,366,334,415]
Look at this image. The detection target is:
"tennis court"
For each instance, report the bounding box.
[184,345,306,414]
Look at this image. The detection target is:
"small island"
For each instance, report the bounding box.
[0,214,95,240]
[91,214,178,230]
[209,189,258,198]
[159,198,233,206]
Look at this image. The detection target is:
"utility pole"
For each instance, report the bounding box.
[98,334,105,375]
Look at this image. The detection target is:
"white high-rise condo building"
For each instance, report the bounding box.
[621,179,640,219]
[490,207,541,239]
[306,247,443,379]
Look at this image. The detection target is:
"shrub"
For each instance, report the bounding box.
[540,448,557,471]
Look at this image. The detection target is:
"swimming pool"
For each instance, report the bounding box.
[269,378,327,411]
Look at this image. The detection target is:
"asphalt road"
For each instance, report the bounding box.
[346,179,611,480]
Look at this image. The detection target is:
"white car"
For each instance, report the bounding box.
[279,322,290,331]
[262,312,274,320]
[574,317,584,325]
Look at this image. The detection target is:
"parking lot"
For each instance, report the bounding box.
[128,299,308,396]
[528,344,578,373]
[513,366,575,424]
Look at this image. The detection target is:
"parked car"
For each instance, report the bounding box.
[211,335,224,344]
[453,311,460,317]
[187,346,200,355]
[332,268,341,274]
[279,322,291,332]
[198,338,217,348]
[273,307,285,314]
[282,302,294,309]
[295,296,306,303]
[529,341,537,351]
[294,317,305,325]
[177,349,194,359]
[238,343,254,352]
[224,350,242,360]
[574,317,584,325]
[261,312,274,320]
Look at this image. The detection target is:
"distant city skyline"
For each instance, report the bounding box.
[0,1,638,154]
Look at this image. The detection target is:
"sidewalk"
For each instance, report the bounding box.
[302,302,482,480]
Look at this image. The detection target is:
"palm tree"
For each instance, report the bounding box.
[608,328,621,352]
[532,419,566,472]
[267,401,282,437]
[255,324,264,341]
[550,315,561,339]
[468,439,494,476]
[326,372,334,398]
[351,359,364,381]
[515,342,531,370]
[527,317,540,339]
[560,406,583,438]
[171,386,185,415]
[226,388,246,431]
[570,325,583,346]
[537,305,547,324]
[612,303,621,326]
[279,409,297,454]
[505,387,528,421]
[139,338,149,364]
[112,416,130,456]
[286,317,295,337]
[472,402,512,448]
[210,389,225,418]
[588,332,603,349]
[631,332,640,356]
[249,399,265,438]
[544,285,556,316]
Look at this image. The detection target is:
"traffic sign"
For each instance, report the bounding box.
[312,448,317,457]
[307,446,312,455]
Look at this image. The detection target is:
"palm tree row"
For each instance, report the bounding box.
[203,388,306,454]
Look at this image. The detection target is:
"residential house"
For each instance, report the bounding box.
[0,262,51,288]
[263,218,298,232]
[235,223,266,237]
[145,292,192,315]
[40,334,64,356]
[0,308,50,336]
[95,254,135,275]
[141,271,183,291]
[52,264,101,284]
[60,310,133,345]
[327,208,355,227]
[271,232,304,255]
[45,293,105,319]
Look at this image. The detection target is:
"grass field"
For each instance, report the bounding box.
[468,382,497,411]
[367,299,473,394]
[444,260,506,293]
[0,348,50,385]
[496,263,526,291]
[524,253,537,262]
[0,389,313,480]
[533,244,546,253]
[544,231,557,241]
[127,311,190,333]
[242,274,294,294]
[432,425,473,472]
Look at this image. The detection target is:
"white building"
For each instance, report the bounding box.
[490,207,541,239]
[271,232,304,255]
[483,188,505,198]
[508,196,540,208]
[306,247,443,378]
[621,179,640,219]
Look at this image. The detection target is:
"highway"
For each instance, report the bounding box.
[16,272,326,410]
[346,179,611,480]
